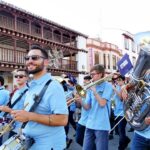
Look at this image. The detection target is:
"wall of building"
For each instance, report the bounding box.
[101,28,139,68]
[86,38,121,75]
[76,36,88,85]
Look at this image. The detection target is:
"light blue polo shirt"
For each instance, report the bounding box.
[11,86,28,133]
[0,86,10,117]
[78,98,90,126]
[23,73,68,150]
[135,127,150,139]
[86,81,113,131]
[113,85,124,117]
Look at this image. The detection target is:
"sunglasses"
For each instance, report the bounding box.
[24,55,45,61]
[14,75,26,79]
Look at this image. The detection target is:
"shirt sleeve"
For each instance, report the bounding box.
[101,82,113,102]
[47,81,68,115]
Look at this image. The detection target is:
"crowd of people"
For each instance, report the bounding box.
[0,44,149,150]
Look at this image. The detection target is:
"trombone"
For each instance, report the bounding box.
[83,73,113,90]
[66,84,87,107]
[66,73,113,107]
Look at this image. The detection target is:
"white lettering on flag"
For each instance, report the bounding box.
[120,60,128,69]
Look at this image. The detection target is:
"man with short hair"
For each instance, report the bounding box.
[0,69,28,137]
[11,44,68,150]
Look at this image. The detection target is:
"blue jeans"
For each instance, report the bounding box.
[76,123,86,146]
[131,132,150,150]
[83,128,109,150]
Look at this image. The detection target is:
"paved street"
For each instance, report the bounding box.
[2,124,133,150]
[67,124,133,150]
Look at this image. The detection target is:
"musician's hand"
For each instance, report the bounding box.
[90,86,96,93]
[11,110,30,122]
[145,117,150,125]
[75,97,82,103]
[0,105,11,113]
[120,86,128,101]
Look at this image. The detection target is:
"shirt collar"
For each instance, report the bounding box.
[30,73,52,86]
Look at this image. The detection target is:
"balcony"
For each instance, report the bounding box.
[17,20,29,34]
[0,15,15,30]
[0,47,77,71]
[0,47,26,64]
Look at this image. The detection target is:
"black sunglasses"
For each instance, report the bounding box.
[14,75,26,79]
[24,55,45,61]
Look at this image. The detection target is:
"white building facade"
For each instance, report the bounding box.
[86,38,122,75]
[101,29,139,67]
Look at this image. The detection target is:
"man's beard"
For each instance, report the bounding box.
[27,63,44,74]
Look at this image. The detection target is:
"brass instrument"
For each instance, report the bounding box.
[123,32,150,131]
[66,73,113,107]
[83,73,113,91]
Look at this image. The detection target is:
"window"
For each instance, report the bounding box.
[113,55,116,70]
[103,54,106,69]
[94,52,99,64]
[108,54,110,69]
[124,37,129,50]
[132,41,136,52]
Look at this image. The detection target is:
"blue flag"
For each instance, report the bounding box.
[117,53,133,76]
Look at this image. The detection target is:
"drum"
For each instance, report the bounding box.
[0,134,27,150]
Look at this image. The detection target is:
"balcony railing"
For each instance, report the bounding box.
[61,59,77,70]
[0,47,26,64]
[17,20,29,34]
[0,47,77,71]
[0,15,15,30]
[0,15,77,48]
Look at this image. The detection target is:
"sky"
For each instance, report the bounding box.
[2,0,150,38]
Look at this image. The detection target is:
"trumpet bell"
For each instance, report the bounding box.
[76,84,86,98]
